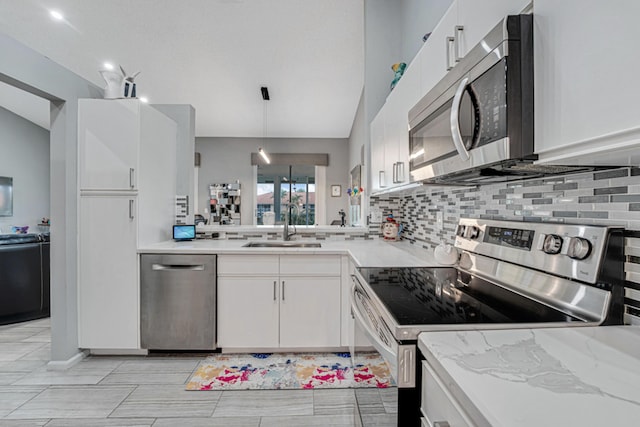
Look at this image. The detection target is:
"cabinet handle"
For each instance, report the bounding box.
[129,199,134,219]
[129,168,135,188]
[434,422,451,427]
[396,162,405,183]
[446,36,455,71]
[273,281,277,301]
[454,25,464,62]
[379,170,386,188]
[282,281,285,301]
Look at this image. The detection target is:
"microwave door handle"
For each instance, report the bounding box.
[450,77,470,162]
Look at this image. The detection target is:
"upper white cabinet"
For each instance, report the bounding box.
[79,99,176,191]
[534,0,640,165]
[370,61,421,194]
[418,0,530,95]
[371,0,531,194]
[370,110,387,192]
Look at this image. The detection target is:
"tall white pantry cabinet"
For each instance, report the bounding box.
[77,99,177,349]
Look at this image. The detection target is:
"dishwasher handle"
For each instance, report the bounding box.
[151,264,205,271]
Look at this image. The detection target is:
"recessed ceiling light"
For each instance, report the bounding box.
[103,62,114,71]
[139,97,149,103]
[49,10,64,21]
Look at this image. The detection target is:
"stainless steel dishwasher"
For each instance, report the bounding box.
[140,254,216,350]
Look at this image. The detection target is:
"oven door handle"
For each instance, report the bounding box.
[450,77,470,162]
[350,284,397,360]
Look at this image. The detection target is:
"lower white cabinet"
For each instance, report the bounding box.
[421,360,474,427]
[217,254,342,349]
[78,195,139,349]
[217,277,280,348]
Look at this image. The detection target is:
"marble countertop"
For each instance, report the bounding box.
[418,326,640,427]
[138,239,442,268]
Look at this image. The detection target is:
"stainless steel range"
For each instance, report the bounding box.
[350,218,625,427]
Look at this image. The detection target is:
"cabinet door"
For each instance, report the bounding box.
[370,110,387,192]
[217,277,279,348]
[78,196,138,349]
[419,2,459,96]
[421,361,474,427]
[279,277,341,348]
[78,99,140,190]
[534,0,640,165]
[384,68,419,187]
[457,0,530,59]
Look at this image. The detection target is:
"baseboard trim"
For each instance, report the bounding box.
[47,351,87,371]
[89,348,148,356]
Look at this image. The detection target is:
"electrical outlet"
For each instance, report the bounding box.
[371,210,383,223]
[436,210,444,230]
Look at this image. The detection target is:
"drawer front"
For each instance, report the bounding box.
[279,254,341,276]
[217,255,279,276]
[421,361,473,427]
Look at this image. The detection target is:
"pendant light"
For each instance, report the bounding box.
[258,86,271,164]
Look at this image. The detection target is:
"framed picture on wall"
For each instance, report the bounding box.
[0,177,13,216]
[331,185,341,197]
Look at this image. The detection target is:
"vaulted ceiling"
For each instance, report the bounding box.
[0,0,364,138]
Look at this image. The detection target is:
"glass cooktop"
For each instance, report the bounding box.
[357,267,583,326]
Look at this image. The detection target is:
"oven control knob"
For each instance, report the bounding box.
[567,237,592,260]
[542,234,563,254]
[456,225,466,237]
[463,226,480,240]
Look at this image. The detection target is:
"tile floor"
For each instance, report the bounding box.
[0,319,397,426]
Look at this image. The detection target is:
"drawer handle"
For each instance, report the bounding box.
[151,264,205,271]
[273,281,277,301]
[282,281,285,301]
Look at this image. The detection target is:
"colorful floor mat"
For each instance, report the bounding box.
[185,352,394,390]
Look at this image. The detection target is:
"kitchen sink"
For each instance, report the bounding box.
[242,242,322,248]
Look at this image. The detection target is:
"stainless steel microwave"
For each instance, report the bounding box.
[409,14,542,184]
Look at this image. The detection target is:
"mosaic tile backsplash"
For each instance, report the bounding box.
[369,167,640,325]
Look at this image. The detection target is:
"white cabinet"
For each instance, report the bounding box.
[421,360,474,427]
[370,111,387,192]
[371,0,530,194]
[419,0,530,96]
[418,1,459,94]
[79,99,140,191]
[77,99,177,350]
[279,277,341,348]
[534,0,640,166]
[456,0,531,58]
[370,65,420,194]
[217,276,280,348]
[217,254,342,349]
[78,196,139,349]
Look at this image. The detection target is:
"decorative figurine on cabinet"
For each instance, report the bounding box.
[390,62,407,91]
[381,214,403,241]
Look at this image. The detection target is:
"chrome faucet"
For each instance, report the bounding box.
[282,204,298,241]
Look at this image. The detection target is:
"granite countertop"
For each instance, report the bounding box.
[418,326,640,427]
[138,239,441,268]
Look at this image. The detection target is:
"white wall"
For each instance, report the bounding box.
[0,106,50,233]
[152,104,196,223]
[0,32,102,363]
[195,137,350,225]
